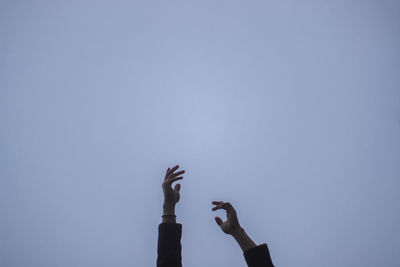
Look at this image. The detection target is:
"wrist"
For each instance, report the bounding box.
[231,226,245,238]
[162,203,176,224]
[162,214,177,223]
[163,202,176,215]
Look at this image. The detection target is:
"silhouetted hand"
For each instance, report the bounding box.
[212,200,257,252]
[161,165,185,223]
[163,165,185,206]
[212,201,242,235]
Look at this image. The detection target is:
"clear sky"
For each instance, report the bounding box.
[1,1,399,266]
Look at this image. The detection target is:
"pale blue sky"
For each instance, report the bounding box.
[1,1,399,266]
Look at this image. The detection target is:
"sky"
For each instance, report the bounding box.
[1,0,399,266]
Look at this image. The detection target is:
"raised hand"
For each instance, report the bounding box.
[212,200,257,252]
[162,165,185,223]
[212,201,242,235]
[163,165,185,205]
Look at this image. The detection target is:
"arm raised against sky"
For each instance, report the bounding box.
[212,201,274,267]
[157,165,185,267]
[162,165,185,223]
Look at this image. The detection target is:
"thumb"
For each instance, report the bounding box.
[215,216,223,226]
[173,183,181,192]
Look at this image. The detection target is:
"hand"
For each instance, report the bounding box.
[212,200,257,252]
[212,201,242,235]
[162,165,185,207]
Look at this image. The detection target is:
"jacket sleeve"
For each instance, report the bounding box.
[157,223,182,267]
[243,243,274,267]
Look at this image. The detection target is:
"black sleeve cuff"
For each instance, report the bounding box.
[244,243,274,267]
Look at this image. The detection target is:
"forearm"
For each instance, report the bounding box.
[157,165,183,267]
[162,203,177,223]
[232,227,257,252]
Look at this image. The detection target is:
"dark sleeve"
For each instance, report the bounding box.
[244,243,274,267]
[157,223,182,267]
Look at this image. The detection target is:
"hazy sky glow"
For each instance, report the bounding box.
[1,1,399,266]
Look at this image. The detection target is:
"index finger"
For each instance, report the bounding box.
[212,202,234,212]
